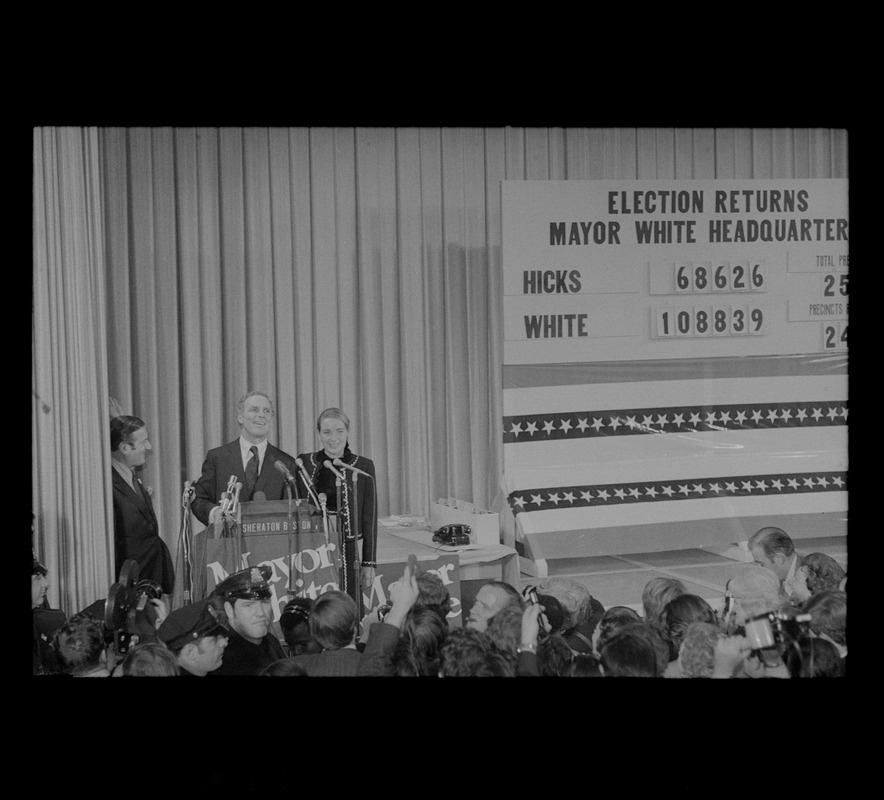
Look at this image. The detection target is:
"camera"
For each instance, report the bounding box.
[104,560,163,653]
[742,610,812,650]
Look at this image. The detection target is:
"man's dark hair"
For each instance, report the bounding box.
[393,605,448,677]
[537,633,573,677]
[570,653,602,677]
[783,637,844,678]
[110,415,146,452]
[416,571,451,624]
[600,626,658,677]
[595,606,642,653]
[440,627,494,677]
[472,650,515,677]
[803,590,846,647]
[802,553,846,595]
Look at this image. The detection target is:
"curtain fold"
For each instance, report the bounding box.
[33,127,113,613]
[33,126,848,614]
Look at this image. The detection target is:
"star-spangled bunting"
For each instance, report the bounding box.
[506,471,847,516]
[503,401,847,442]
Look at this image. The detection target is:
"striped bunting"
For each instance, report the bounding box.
[508,470,847,516]
[504,401,847,443]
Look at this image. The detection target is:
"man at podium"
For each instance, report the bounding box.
[191,390,299,526]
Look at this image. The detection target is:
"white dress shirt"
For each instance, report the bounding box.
[239,436,268,473]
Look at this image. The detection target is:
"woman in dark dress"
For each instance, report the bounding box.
[297,408,377,608]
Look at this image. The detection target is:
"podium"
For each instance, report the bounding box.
[191,499,341,622]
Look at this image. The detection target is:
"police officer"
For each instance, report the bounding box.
[157,598,230,677]
[208,566,286,675]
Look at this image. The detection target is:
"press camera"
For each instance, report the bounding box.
[742,610,812,651]
[104,559,163,653]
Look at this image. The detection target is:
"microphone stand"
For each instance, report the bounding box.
[335,472,345,596]
[319,493,330,546]
[228,482,243,569]
[318,492,338,588]
[284,479,294,604]
[298,466,321,509]
[351,470,364,620]
[180,480,195,605]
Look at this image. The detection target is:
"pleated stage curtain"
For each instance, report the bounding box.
[32,127,848,614]
[32,126,115,613]
[95,127,511,610]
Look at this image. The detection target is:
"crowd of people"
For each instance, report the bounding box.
[32,524,846,678]
[31,389,846,678]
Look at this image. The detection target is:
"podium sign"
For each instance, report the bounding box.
[239,499,325,534]
[365,554,464,629]
[197,500,342,643]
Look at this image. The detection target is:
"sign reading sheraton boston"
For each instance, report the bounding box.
[502,180,849,364]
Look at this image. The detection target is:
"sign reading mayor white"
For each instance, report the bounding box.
[502,179,849,364]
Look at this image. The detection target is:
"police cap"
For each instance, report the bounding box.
[211,565,273,601]
[157,598,228,651]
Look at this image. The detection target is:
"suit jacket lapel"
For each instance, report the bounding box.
[134,476,157,525]
[112,469,155,524]
[221,440,247,500]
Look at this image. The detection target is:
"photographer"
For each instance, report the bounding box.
[103,566,170,662]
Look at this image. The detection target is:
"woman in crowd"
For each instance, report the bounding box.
[660,594,719,677]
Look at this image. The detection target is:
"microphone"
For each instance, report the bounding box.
[294,457,321,506]
[229,482,243,514]
[333,457,372,478]
[219,475,237,514]
[182,479,198,508]
[274,460,297,486]
[323,460,345,480]
[318,492,327,510]
[253,490,266,502]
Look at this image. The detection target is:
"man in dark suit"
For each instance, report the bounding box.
[191,390,298,527]
[111,415,175,594]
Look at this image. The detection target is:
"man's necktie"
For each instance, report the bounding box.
[245,446,259,500]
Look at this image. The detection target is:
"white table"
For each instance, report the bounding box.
[376,519,520,590]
